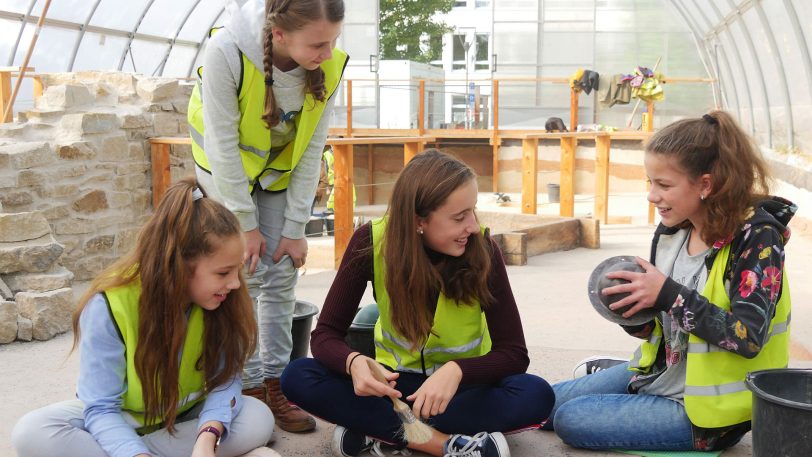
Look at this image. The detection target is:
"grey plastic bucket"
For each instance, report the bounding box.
[547,183,560,203]
[290,300,319,360]
[344,303,378,358]
[745,368,812,457]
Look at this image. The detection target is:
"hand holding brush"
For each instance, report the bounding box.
[365,359,434,444]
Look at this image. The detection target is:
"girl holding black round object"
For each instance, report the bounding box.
[542,111,794,452]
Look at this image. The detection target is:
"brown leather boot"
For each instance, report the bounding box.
[265,377,316,433]
[242,384,267,403]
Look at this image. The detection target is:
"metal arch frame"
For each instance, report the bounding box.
[752,1,794,148]
[706,1,756,135]
[154,0,201,76]
[185,7,226,78]
[782,0,812,141]
[7,0,37,66]
[723,0,772,147]
[669,1,719,105]
[681,0,726,109]
[117,0,156,71]
[67,0,103,71]
[683,0,740,120]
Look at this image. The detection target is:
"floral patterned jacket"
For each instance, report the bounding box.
[623,196,796,450]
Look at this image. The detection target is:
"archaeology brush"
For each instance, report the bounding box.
[366,359,434,444]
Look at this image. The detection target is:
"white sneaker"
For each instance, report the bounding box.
[572,356,627,378]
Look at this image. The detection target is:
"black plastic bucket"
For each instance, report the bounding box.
[745,368,812,457]
[290,300,319,360]
[344,303,378,358]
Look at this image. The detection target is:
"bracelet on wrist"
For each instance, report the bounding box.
[197,425,222,452]
[347,352,364,374]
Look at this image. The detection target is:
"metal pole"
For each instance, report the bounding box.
[3,0,51,122]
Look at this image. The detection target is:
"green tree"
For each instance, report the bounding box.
[379,0,455,63]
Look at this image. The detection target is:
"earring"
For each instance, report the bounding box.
[700,194,705,201]
[417,228,424,235]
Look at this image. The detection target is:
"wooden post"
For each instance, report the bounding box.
[570,89,579,132]
[521,138,538,214]
[346,79,353,137]
[333,143,354,268]
[404,141,419,165]
[492,79,500,192]
[594,134,611,224]
[417,79,425,136]
[150,143,171,208]
[0,71,12,123]
[32,75,43,100]
[645,101,654,132]
[559,136,576,217]
[367,144,374,205]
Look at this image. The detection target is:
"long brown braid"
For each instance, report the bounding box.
[262,0,344,128]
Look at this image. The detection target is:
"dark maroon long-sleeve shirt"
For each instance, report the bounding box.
[310,223,530,385]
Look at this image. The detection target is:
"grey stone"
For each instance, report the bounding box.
[0,301,17,343]
[152,113,179,136]
[136,78,179,102]
[3,266,74,293]
[0,234,64,274]
[0,123,26,139]
[16,315,32,341]
[37,84,93,110]
[0,211,52,242]
[56,141,97,160]
[16,288,73,341]
[61,113,117,134]
[0,277,12,299]
[0,190,34,208]
[119,113,152,129]
[0,142,52,169]
[99,135,130,161]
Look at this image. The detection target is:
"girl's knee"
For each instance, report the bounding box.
[12,410,50,457]
[280,357,321,400]
[241,397,275,446]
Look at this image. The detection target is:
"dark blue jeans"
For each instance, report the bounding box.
[281,358,554,446]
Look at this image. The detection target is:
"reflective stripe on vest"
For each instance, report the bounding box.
[188,41,348,192]
[370,218,492,375]
[629,243,791,428]
[104,281,206,430]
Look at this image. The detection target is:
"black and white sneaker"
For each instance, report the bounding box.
[443,431,510,457]
[572,356,627,378]
[331,426,410,457]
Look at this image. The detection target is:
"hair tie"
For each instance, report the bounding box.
[702,114,718,125]
[265,77,274,86]
[192,187,204,201]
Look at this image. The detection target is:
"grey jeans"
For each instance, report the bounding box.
[11,397,274,457]
[195,170,299,387]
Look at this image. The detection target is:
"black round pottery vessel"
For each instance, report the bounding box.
[587,256,657,325]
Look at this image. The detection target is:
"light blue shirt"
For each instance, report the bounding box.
[77,293,243,457]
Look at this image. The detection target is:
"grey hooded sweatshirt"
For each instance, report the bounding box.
[198,0,335,238]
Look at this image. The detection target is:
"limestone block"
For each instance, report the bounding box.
[0,142,52,169]
[114,228,139,254]
[136,78,179,102]
[119,114,152,129]
[37,84,93,110]
[56,141,97,160]
[114,173,148,191]
[0,190,34,208]
[116,162,149,175]
[0,233,64,273]
[40,205,70,220]
[108,191,132,208]
[16,169,46,187]
[0,300,17,343]
[0,123,26,139]
[100,134,130,161]
[152,113,180,136]
[0,211,51,242]
[18,109,65,124]
[16,315,32,341]
[3,266,74,293]
[105,73,137,96]
[61,113,118,135]
[173,101,188,114]
[130,142,147,161]
[36,183,80,199]
[579,218,601,249]
[16,288,73,340]
[72,190,109,214]
[70,255,104,281]
[85,234,114,254]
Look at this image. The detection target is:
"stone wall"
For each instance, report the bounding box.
[0,71,195,342]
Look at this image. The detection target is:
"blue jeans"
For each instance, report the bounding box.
[542,362,695,451]
[281,358,555,446]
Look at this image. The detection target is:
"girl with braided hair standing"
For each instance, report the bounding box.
[187,0,347,433]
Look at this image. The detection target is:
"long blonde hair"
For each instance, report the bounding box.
[72,178,256,432]
[261,0,344,127]
[383,150,494,349]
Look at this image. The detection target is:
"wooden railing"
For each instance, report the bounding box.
[0,67,41,123]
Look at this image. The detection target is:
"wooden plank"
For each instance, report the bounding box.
[647,181,655,225]
[570,89,579,133]
[151,143,172,208]
[32,75,43,100]
[521,138,538,214]
[594,134,611,224]
[333,144,354,268]
[0,71,12,123]
[417,79,425,136]
[346,80,353,137]
[645,101,654,132]
[559,136,576,217]
[404,142,418,165]
[492,142,499,193]
[327,136,434,146]
[150,137,192,145]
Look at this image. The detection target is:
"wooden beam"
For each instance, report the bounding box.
[559,136,576,217]
[521,138,538,214]
[150,143,171,209]
[594,134,611,224]
[404,142,418,165]
[645,101,654,132]
[417,79,425,136]
[0,71,12,123]
[346,79,353,137]
[367,144,374,205]
[570,89,579,132]
[333,143,354,268]
[647,180,655,225]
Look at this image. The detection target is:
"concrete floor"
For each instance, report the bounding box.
[3,194,812,457]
